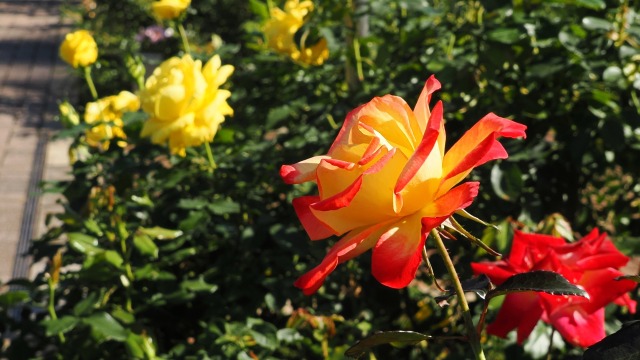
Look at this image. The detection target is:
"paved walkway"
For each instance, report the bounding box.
[0,0,72,283]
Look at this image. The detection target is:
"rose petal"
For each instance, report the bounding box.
[486,292,543,343]
[292,196,337,240]
[371,213,426,289]
[413,75,442,134]
[280,155,330,184]
[471,261,515,285]
[294,222,390,295]
[578,268,638,314]
[393,101,443,214]
[508,231,566,270]
[312,148,406,235]
[548,306,605,347]
[439,113,526,195]
[423,181,480,217]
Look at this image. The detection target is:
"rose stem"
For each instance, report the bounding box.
[177,23,191,54]
[83,66,98,100]
[431,228,486,360]
[204,141,216,169]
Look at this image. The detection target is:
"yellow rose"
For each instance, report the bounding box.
[263,0,329,65]
[281,75,527,294]
[59,30,98,68]
[151,0,191,20]
[84,91,140,150]
[139,55,234,157]
[297,37,329,66]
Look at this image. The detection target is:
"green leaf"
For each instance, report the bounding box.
[208,198,240,215]
[181,276,218,293]
[68,233,101,255]
[41,316,79,336]
[583,321,640,359]
[111,306,135,325]
[249,0,269,19]
[73,292,100,317]
[130,195,154,207]
[102,250,124,268]
[491,163,523,201]
[487,271,589,300]
[615,275,640,283]
[0,290,29,307]
[277,328,303,344]
[177,198,208,210]
[487,28,522,44]
[83,312,128,342]
[138,226,183,240]
[266,105,293,129]
[83,219,104,236]
[133,234,159,258]
[573,0,606,9]
[249,323,278,351]
[345,331,431,358]
[125,331,157,359]
[582,17,613,31]
[435,275,492,303]
[215,128,235,143]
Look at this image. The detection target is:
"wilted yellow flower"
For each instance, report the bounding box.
[151,0,191,20]
[59,30,98,68]
[84,91,140,150]
[263,0,329,66]
[139,55,234,157]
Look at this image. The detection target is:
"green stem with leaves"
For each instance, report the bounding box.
[47,277,66,343]
[431,229,486,360]
[83,66,98,100]
[119,236,134,313]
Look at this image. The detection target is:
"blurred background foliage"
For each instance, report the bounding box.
[0,0,639,359]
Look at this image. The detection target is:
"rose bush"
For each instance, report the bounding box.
[472,229,637,347]
[59,30,98,68]
[139,54,233,156]
[83,91,140,150]
[151,0,191,21]
[281,75,526,295]
[263,0,329,66]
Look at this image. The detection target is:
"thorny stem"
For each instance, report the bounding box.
[422,246,446,292]
[83,66,98,100]
[431,229,486,360]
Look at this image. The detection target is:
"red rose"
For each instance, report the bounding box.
[472,229,637,347]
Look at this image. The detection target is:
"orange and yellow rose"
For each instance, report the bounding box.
[281,75,527,294]
[59,30,98,68]
[84,91,140,150]
[139,54,234,156]
[263,0,329,66]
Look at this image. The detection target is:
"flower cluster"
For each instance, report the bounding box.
[59,30,98,68]
[281,75,526,294]
[263,0,329,66]
[139,55,234,156]
[472,229,637,347]
[84,91,140,150]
